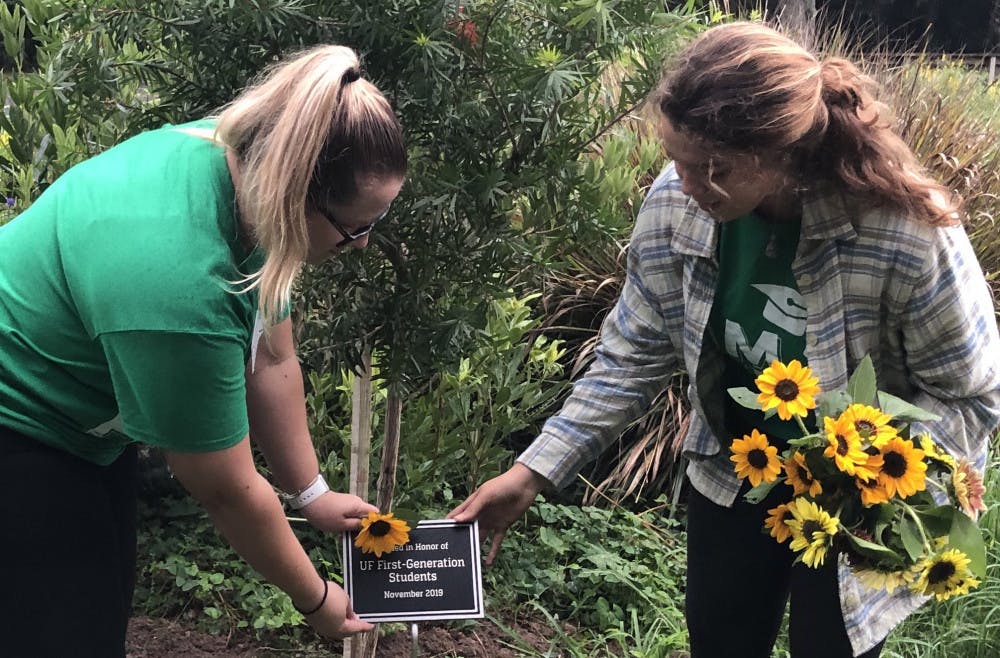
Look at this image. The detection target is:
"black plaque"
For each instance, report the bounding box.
[342,519,484,622]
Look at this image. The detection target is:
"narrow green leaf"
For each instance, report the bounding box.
[847,355,877,406]
[786,433,824,448]
[899,515,926,562]
[743,477,783,504]
[817,390,852,420]
[877,391,942,423]
[841,531,906,566]
[727,386,762,411]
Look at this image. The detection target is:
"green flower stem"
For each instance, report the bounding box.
[899,501,934,554]
[925,477,949,496]
[795,414,810,436]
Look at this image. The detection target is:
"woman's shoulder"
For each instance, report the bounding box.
[837,193,981,284]
[852,198,969,252]
[642,163,688,220]
[634,163,713,251]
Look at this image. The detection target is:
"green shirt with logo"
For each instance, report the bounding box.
[0,121,262,465]
[709,213,808,443]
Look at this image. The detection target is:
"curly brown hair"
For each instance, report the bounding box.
[656,22,959,227]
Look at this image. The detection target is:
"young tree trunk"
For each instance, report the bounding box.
[376,387,403,512]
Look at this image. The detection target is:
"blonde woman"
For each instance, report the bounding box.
[0,45,406,656]
[451,22,1000,657]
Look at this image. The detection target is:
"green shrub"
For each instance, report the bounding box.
[487,498,688,653]
[300,292,568,514]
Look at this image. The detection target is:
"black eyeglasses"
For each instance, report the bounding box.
[323,207,389,248]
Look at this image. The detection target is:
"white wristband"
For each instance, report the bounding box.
[281,474,329,510]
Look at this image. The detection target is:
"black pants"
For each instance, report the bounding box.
[0,425,138,658]
[686,484,885,658]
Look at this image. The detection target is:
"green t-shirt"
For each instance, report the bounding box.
[0,121,263,465]
[709,212,808,442]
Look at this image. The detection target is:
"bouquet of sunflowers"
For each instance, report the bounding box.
[728,357,987,601]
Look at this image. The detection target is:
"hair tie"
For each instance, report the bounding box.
[294,580,329,616]
[342,67,361,85]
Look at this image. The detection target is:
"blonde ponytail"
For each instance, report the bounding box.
[215,45,406,326]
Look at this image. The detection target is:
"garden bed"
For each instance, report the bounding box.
[126,614,570,657]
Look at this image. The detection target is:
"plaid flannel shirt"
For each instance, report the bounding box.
[519,164,1000,656]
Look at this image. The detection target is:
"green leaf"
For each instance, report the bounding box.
[876,391,942,423]
[841,531,906,566]
[390,507,420,530]
[949,511,987,578]
[914,505,955,537]
[727,386,762,411]
[817,390,852,421]
[539,525,568,553]
[899,515,926,562]
[847,356,877,406]
[743,477,783,504]
[803,446,839,479]
[786,433,824,448]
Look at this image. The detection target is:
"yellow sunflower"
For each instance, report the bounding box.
[765,503,794,543]
[839,404,896,448]
[755,360,821,420]
[856,448,885,484]
[918,434,956,469]
[354,512,411,557]
[822,416,872,477]
[786,497,840,568]
[912,549,980,601]
[953,459,988,520]
[784,451,822,497]
[730,429,781,487]
[855,473,891,507]
[877,437,927,499]
[853,565,916,593]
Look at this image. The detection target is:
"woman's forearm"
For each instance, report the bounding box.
[200,471,326,608]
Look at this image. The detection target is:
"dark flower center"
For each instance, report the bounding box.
[748,449,769,469]
[369,520,391,537]
[855,420,876,437]
[927,560,956,585]
[802,520,823,538]
[836,434,849,456]
[883,451,907,478]
[799,467,814,485]
[775,379,800,401]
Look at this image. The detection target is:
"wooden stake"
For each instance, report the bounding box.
[345,351,372,658]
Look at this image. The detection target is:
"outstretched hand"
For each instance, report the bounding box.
[302,492,379,533]
[447,463,550,565]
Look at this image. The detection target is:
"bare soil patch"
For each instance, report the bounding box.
[126,614,562,657]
